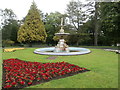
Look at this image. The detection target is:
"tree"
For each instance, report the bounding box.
[94,2,100,46]
[79,18,95,45]
[0,9,19,43]
[2,20,19,42]
[66,1,83,31]
[86,2,120,46]
[66,0,94,32]
[100,2,120,45]
[0,8,17,27]
[66,0,94,45]
[67,33,90,46]
[17,1,47,45]
[43,12,63,45]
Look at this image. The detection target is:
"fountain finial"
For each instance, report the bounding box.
[59,18,64,33]
[61,18,63,26]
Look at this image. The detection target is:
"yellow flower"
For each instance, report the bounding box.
[4,48,25,52]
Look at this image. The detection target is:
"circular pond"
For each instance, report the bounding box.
[34,47,91,56]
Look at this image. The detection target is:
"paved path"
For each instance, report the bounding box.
[104,49,120,54]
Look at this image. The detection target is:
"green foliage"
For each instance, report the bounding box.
[79,19,95,45]
[53,36,59,41]
[2,20,19,42]
[100,2,120,44]
[2,39,15,46]
[67,33,90,46]
[17,1,47,43]
[0,9,19,42]
[1,1,119,46]
[44,12,62,45]
[65,1,95,46]
[77,2,120,46]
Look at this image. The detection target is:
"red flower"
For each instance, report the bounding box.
[6,80,11,82]
[13,73,18,76]
[22,77,27,79]
[11,82,17,85]
[3,58,88,89]
[37,77,41,81]
[17,79,22,81]
[30,76,35,80]
[28,82,32,85]
[20,81,25,85]
[4,85,12,88]
[44,77,48,80]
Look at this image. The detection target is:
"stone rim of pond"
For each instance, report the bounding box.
[34,47,91,56]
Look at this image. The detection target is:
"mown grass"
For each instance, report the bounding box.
[2,48,118,88]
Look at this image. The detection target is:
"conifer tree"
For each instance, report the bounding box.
[17,1,47,44]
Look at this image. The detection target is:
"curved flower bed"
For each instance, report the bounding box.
[2,59,90,89]
[3,48,25,52]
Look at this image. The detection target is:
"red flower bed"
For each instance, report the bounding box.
[2,58,90,89]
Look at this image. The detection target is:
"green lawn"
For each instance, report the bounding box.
[2,48,118,88]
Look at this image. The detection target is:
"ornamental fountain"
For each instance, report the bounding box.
[54,18,70,53]
[34,18,91,55]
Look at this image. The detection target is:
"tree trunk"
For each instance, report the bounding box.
[28,42,32,47]
[94,2,99,46]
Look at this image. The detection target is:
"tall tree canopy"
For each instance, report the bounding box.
[0,8,17,26]
[66,1,94,32]
[66,0,94,45]
[100,2,120,45]
[77,1,120,46]
[17,1,47,43]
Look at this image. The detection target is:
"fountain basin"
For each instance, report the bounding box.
[55,33,70,35]
[34,47,91,56]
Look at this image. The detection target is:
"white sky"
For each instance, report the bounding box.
[0,0,82,20]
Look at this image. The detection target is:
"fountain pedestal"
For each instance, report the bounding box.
[54,39,69,52]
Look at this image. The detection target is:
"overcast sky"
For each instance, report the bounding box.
[0,0,83,20]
